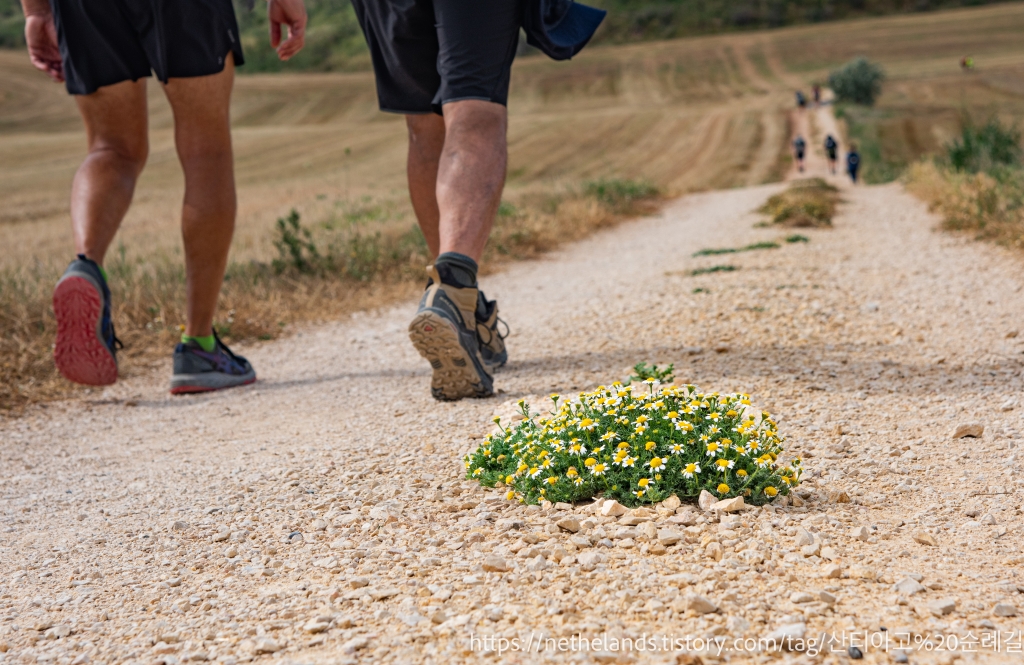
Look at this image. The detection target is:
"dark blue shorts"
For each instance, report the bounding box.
[51,0,244,95]
[351,0,524,115]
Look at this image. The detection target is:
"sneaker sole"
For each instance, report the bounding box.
[409,310,493,401]
[170,371,257,395]
[52,274,117,386]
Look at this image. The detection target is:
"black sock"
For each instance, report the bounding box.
[435,252,478,289]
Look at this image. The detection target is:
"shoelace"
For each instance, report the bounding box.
[211,329,244,364]
[479,316,510,345]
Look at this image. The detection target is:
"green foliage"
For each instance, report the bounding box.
[0,0,24,48]
[690,264,737,275]
[946,115,1022,175]
[759,179,839,226]
[828,57,885,106]
[465,384,800,507]
[693,241,779,256]
[785,234,810,243]
[584,179,659,211]
[625,362,674,386]
[834,105,906,183]
[272,210,320,274]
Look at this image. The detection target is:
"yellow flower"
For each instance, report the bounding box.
[638,478,650,488]
[580,418,596,431]
[600,431,618,443]
[645,441,657,451]
[546,476,558,486]
[506,490,516,500]
[717,483,730,494]
[726,410,738,417]
[584,457,597,467]
[736,469,748,477]
[683,463,700,478]
[617,442,630,450]
[764,486,778,497]
[648,457,665,472]
[566,467,579,478]
[592,463,607,476]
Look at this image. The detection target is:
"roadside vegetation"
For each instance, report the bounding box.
[906,116,1024,248]
[759,178,839,227]
[0,181,658,409]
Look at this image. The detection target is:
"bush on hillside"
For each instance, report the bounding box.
[946,116,1022,175]
[828,57,885,106]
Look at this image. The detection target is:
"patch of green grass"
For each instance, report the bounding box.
[692,287,709,293]
[785,234,810,243]
[584,179,660,212]
[692,241,779,257]
[759,179,839,227]
[834,105,907,184]
[690,265,738,276]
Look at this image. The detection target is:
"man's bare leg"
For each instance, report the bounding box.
[70,80,149,263]
[161,58,237,338]
[405,113,445,257]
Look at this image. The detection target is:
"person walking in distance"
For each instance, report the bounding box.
[824,134,839,175]
[793,135,807,173]
[847,144,861,184]
[351,0,604,401]
[24,0,307,393]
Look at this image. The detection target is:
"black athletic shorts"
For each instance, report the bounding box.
[350,0,524,115]
[50,0,245,96]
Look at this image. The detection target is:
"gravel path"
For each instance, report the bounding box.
[4,172,1024,664]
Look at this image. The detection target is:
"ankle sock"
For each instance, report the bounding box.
[78,254,108,283]
[434,252,478,289]
[182,334,216,352]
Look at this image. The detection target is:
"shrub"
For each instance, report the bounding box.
[584,179,660,212]
[465,382,801,507]
[946,116,1022,175]
[828,57,885,106]
[759,178,839,227]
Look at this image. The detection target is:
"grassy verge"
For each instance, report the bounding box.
[0,180,659,410]
[834,104,907,184]
[758,178,839,227]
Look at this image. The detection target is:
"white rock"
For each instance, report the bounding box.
[823,564,842,579]
[686,594,718,614]
[303,617,332,634]
[341,637,369,654]
[795,528,815,547]
[712,496,745,513]
[994,603,1018,617]
[600,500,628,517]
[661,495,682,511]
[850,526,870,541]
[637,522,657,541]
[698,490,717,511]
[953,423,984,439]
[895,577,926,597]
[657,529,682,546]
[482,556,509,572]
[556,516,581,533]
[577,551,604,571]
[929,598,956,616]
[790,592,815,604]
[254,637,280,654]
[765,623,807,651]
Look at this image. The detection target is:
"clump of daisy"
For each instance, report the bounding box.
[464,375,800,507]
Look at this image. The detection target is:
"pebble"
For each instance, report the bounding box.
[953,423,984,439]
[254,637,281,654]
[712,496,745,513]
[698,490,716,511]
[928,598,956,616]
[895,577,926,596]
[795,528,815,547]
[994,603,1018,617]
[850,525,870,541]
[556,516,581,532]
[913,531,938,547]
[824,563,843,579]
[790,591,816,604]
[341,637,369,655]
[600,500,627,517]
[765,623,806,651]
[482,556,510,572]
[686,594,718,614]
[577,551,604,571]
[657,528,682,546]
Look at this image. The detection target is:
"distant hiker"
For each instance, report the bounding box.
[847,145,861,184]
[351,0,605,401]
[793,135,807,173]
[20,0,307,392]
[824,134,839,175]
[960,56,975,71]
[812,84,821,106]
[796,90,806,108]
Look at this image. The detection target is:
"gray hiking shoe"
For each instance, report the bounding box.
[408,266,494,401]
[170,332,256,394]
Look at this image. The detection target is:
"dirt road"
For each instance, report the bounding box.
[4,141,1024,663]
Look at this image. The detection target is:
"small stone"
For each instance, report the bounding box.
[994,603,1018,617]
[661,495,681,511]
[170,520,189,531]
[765,623,806,651]
[850,526,870,541]
[698,490,717,512]
[349,577,370,589]
[824,564,842,579]
[849,565,878,581]
[303,617,332,634]
[895,577,926,597]
[795,528,815,547]
[429,609,448,624]
[712,496,745,513]
[578,551,604,571]
[928,598,956,616]
[617,514,648,527]
[953,423,984,439]
[482,556,509,573]
[600,500,628,517]
[637,522,658,541]
[341,637,369,654]
[254,637,280,654]
[848,646,863,659]
[686,594,718,614]
[801,542,820,557]
[553,502,573,511]
[705,542,723,561]
[657,529,682,546]
[211,530,229,543]
[556,516,581,533]
[820,546,837,561]
[913,531,938,547]
[818,590,837,605]
[649,542,667,555]
[152,642,177,655]
[224,546,238,558]
[571,535,592,548]
[981,513,997,525]
[790,591,815,603]
[828,490,851,504]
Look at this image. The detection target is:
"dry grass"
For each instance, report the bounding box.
[906,161,1024,249]
[759,178,840,227]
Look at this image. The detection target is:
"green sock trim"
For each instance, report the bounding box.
[98,265,108,282]
[182,334,216,352]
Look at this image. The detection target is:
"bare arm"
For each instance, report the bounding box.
[267,0,306,61]
[20,0,64,82]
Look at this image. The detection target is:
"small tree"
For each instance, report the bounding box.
[828,57,885,106]
[946,116,1022,174]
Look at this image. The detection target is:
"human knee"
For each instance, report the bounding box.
[89,134,149,175]
[406,114,445,145]
[443,100,507,139]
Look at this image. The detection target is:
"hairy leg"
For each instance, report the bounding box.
[436,99,507,262]
[71,80,149,263]
[406,113,446,257]
[161,58,236,338]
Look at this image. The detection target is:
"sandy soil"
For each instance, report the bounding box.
[3,115,1024,664]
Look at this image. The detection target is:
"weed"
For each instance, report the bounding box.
[272,210,321,274]
[584,179,660,212]
[785,234,810,243]
[625,362,675,386]
[946,115,1022,175]
[759,179,839,227]
[693,241,779,257]
[692,287,709,294]
[691,265,738,276]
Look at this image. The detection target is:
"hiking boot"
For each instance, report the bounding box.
[408,266,494,401]
[476,293,508,370]
[170,331,256,394]
[53,254,121,386]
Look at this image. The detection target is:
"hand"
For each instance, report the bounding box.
[24,13,64,82]
[267,0,306,61]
